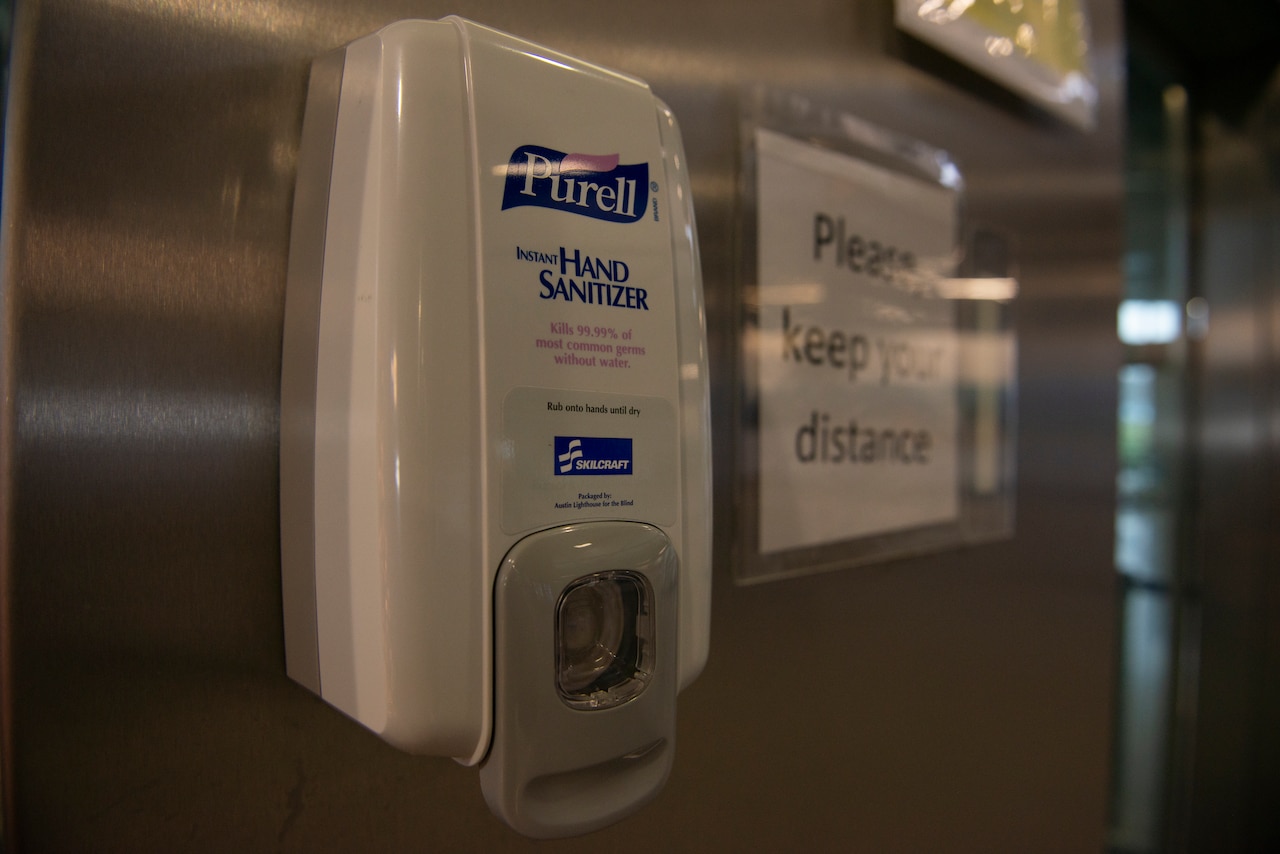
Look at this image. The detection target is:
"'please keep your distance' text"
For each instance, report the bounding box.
[778,306,947,467]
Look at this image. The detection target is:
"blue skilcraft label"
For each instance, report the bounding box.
[502,145,649,224]
[554,436,633,475]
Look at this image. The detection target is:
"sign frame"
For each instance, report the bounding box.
[732,91,1016,585]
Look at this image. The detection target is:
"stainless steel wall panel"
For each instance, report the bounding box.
[1180,105,1280,851]
[1,1,1125,850]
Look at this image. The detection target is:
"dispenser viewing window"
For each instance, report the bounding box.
[279,18,711,839]
[556,570,656,710]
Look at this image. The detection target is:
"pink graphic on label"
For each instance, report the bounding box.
[560,153,620,174]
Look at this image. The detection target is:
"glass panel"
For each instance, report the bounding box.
[1109,36,1193,854]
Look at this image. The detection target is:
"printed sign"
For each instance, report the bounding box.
[755,128,960,554]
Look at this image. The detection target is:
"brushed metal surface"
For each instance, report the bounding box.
[2,0,1124,849]
[1179,104,1280,851]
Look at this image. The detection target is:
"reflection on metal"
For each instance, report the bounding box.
[1111,588,1175,850]
[1184,296,1209,341]
[1117,300,1181,346]
[935,276,1019,301]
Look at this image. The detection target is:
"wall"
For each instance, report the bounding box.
[1179,85,1280,852]
[0,1,1124,850]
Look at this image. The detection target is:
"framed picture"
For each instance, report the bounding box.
[896,0,1097,130]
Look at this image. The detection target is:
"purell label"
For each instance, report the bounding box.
[502,145,649,223]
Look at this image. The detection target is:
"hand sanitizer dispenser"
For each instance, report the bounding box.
[279,18,711,838]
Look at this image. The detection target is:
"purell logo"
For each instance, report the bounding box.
[554,436,633,475]
[502,145,649,224]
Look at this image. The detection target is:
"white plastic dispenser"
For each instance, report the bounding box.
[279,18,711,838]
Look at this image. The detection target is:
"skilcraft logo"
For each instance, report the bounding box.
[555,436,634,476]
[503,145,650,224]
